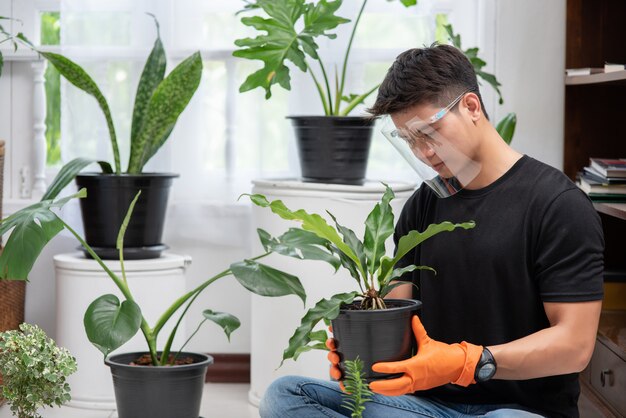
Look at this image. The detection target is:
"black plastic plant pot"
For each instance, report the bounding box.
[105,352,212,418]
[331,299,421,381]
[75,173,178,260]
[288,116,375,185]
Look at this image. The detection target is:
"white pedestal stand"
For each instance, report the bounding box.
[54,252,190,410]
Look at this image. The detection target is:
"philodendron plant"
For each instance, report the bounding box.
[0,188,309,366]
[243,184,475,364]
[234,0,418,116]
[0,15,201,184]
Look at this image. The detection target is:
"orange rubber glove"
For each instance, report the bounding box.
[369,315,483,396]
[325,326,346,391]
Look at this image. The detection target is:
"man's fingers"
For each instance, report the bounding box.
[327,351,340,365]
[325,338,336,351]
[330,365,342,380]
[371,360,406,375]
[339,381,346,392]
[328,325,333,333]
[412,315,429,345]
[369,375,412,396]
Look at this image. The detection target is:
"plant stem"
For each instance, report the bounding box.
[317,58,334,115]
[339,83,379,116]
[307,61,330,115]
[171,318,207,364]
[60,218,158,364]
[337,0,368,116]
[151,252,272,348]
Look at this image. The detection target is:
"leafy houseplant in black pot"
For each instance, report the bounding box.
[0,188,311,418]
[1,17,202,259]
[234,0,418,185]
[243,184,475,379]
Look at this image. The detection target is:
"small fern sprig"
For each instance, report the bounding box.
[341,357,373,418]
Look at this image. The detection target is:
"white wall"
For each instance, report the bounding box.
[479,0,566,169]
[3,0,567,354]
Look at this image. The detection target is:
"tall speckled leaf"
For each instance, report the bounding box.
[379,221,476,283]
[363,185,395,275]
[282,292,359,365]
[127,52,202,173]
[0,189,86,280]
[129,23,166,172]
[233,0,349,99]
[41,158,94,201]
[40,52,120,173]
[84,294,142,357]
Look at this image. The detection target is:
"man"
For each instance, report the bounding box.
[260,44,603,418]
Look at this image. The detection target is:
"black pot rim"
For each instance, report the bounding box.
[286,115,377,121]
[77,172,179,178]
[105,352,213,371]
[339,298,422,315]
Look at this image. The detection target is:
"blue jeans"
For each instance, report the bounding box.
[259,376,545,418]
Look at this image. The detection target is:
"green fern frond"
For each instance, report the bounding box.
[341,357,373,418]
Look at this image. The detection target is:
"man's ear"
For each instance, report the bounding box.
[464,93,482,123]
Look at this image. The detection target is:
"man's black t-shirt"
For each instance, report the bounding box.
[394,155,604,418]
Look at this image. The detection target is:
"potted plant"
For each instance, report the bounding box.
[1,16,202,259]
[0,323,77,418]
[0,184,316,418]
[233,0,419,185]
[243,184,475,379]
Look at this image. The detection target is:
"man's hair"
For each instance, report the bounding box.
[368,43,489,120]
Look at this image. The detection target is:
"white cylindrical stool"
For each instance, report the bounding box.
[248,180,416,406]
[55,252,191,410]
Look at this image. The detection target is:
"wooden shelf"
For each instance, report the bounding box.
[566,70,626,85]
[593,202,626,221]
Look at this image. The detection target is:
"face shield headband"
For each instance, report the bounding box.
[380,91,482,198]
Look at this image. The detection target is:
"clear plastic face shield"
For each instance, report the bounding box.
[381,91,482,198]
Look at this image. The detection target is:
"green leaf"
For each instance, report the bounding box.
[116,191,141,251]
[244,194,365,277]
[444,24,462,49]
[41,158,94,201]
[127,51,202,173]
[282,292,359,365]
[129,17,166,171]
[397,0,417,6]
[292,329,328,360]
[0,189,86,280]
[83,294,142,357]
[475,69,503,105]
[326,212,366,287]
[496,112,517,145]
[231,259,306,305]
[378,264,434,296]
[378,280,419,299]
[233,0,349,99]
[379,221,476,284]
[258,228,341,271]
[363,184,395,275]
[40,52,120,174]
[341,357,373,417]
[202,310,241,342]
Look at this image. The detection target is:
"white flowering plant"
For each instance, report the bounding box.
[0,323,77,418]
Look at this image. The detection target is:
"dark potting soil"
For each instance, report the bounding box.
[342,299,413,311]
[130,354,196,366]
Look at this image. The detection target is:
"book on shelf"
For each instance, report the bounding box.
[565,67,603,76]
[577,173,626,195]
[589,158,626,178]
[605,62,625,73]
[583,166,626,183]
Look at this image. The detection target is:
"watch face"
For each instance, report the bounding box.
[477,363,496,381]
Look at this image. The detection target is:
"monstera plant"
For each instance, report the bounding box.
[1,15,202,258]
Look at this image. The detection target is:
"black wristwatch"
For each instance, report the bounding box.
[474,347,497,382]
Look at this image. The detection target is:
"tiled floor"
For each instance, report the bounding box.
[0,383,261,418]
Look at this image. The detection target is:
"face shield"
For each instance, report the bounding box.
[381,91,482,198]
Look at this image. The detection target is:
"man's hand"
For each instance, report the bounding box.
[370,316,483,396]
